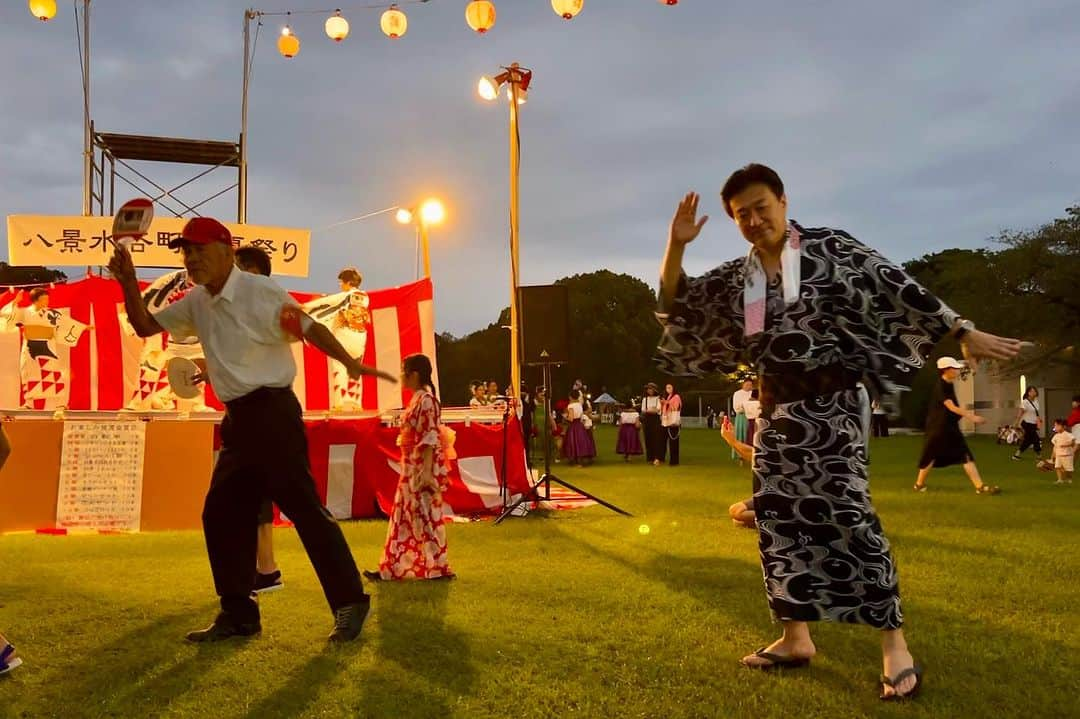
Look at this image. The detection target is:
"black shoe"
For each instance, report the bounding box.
[328,601,370,643]
[185,613,261,643]
[253,570,283,594]
[362,569,384,582]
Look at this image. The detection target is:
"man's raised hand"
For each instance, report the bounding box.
[670,192,709,247]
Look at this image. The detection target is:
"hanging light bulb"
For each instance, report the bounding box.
[28,0,57,22]
[551,0,584,20]
[395,208,414,225]
[465,1,496,34]
[381,5,408,38]
[325,10,349,42]
[277,26,300,58]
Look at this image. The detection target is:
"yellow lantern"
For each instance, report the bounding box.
[277,26,300,58]
[381,5,408,39]
[465,1,496,34]
[28,0,57,22]
[551,0,584,20]
[325,11,349,42]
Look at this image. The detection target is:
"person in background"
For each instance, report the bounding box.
[913,357,1001,495]
[720,415,756,529]
[1012,386,1043,460]
[641,383,664,466]
[743,389,762,448]
[485,380,500,404]
[661,383,683,466]
[365,354,455,581]
[730,378,754,463]
[0,422,22,675]
[468,381,486,408]
[1065,395,1080,442]
[616,403,644,462]
[562,389,596,467]
[331,267,370,411]
[871,397,890,438]
[235,246,284,594]
[1049,418,1075,485]
[529,386,554,465]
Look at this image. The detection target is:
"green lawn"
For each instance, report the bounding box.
[2,429,1076,718]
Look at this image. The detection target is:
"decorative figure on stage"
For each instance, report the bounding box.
[331,268,370,410]
[7,288,89,410]
[109,216,395,643]
[655,164,1024,700]
[365,353,456,582]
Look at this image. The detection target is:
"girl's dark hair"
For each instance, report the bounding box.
[1054,417,1067,426]
[570,389,581,401]
[1073,394,1080,404]
[337,267,362,287]
[236,245,272,276]
[403,353,436,400]
[29,288,48,303]
[1026,386,1038,397]
[721,163,785,219]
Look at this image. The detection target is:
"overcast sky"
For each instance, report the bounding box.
[2,1,1077,335]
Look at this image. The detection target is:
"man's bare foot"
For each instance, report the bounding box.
[881,648,918,698]
[740,636,816,668]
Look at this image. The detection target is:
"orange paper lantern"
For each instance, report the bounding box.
[551,0,584,20]
[465,1,496,34]
[381,5,408,38]
[277,26,300,58]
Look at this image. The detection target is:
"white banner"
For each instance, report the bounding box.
[7,215,311,277]
[57,420,146,531]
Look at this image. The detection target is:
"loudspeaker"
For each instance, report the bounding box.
[518,284,569,366]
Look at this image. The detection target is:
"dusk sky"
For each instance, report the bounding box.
[2,1,1077,335]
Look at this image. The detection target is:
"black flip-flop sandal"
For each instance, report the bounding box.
[741,647,811,671]
[880,664,923,701]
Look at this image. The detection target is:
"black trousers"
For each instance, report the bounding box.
[665,426,680,466]
[642,413,663,462]
[872,414,890,437]
[1017,421,1042,455]
[209,387,366,622]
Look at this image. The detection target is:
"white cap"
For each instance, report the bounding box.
[936,356,965,370]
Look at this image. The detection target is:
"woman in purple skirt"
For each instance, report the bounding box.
[562,389,597,466]
[616,404,644,461]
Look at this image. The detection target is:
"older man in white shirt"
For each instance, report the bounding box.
[109,217,394,644]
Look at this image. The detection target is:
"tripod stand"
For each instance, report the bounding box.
[495,361,630,524]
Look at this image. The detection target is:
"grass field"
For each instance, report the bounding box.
[1,429,1077,718]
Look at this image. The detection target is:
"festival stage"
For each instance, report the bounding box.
[0,408,533,534]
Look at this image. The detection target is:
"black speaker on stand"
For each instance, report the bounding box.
[496,285,630,523]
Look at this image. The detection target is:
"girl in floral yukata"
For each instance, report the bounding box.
[366,354,455,581]
[656,163,1024,701]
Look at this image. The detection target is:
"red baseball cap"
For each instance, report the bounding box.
[168,217,233,249]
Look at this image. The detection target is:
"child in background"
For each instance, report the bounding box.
[720,415,756,529]
[1050,418,1076,485]
[616,405,644,462]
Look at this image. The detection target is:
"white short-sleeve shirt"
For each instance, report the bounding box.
[154,266,310,402]
[1019,398,1040,424]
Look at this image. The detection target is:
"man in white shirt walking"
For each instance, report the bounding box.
[109,217,394,643]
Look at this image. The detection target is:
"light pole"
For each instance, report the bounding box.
[478,63,531,398]
[395,199,445,280]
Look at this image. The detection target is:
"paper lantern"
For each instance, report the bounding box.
[28,0,57,22]
[551,0,584,20]
[658,0,678,4]
[277,27,300,58]
[325,11,349,42]
[465,1,496,34]
[381,5,408,38]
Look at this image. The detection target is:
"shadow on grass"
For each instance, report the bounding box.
[357,581,476,718]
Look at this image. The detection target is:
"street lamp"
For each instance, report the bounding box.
[396,198,445,280]
[478,63,530,398]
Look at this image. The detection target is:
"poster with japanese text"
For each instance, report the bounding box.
[57,420,146,531]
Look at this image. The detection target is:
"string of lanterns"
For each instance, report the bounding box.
[27,1,680,55]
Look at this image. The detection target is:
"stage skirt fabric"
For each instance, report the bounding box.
[753,388,902,629]
[563,418,597,461]
[616,424,643,456]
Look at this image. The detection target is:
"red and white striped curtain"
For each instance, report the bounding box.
[0,276,438,411]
